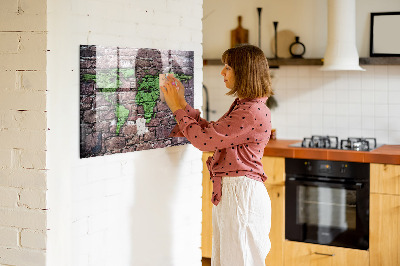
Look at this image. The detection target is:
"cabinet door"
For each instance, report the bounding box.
[284,241,369,266]
[370,163,400,195]
[370,193,400,266]
[202,152,213,258]
[264,184,284,266]
[261,156,285,185]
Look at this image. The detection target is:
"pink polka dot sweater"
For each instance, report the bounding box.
[169,97,272,206]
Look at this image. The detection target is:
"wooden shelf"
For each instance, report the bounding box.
[203,57,400,67]
[203,58,323,67]
[268,58,322,67]
[359,57,400,65]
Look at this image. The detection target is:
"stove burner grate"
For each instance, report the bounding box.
[340,137,377,151]
[298,136,378,151]
[301,135,339,149]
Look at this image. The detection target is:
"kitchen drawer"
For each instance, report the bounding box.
[284,241,369,266]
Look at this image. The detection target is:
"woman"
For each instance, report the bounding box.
[161,44,273,266]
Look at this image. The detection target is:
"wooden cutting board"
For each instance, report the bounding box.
[231,16,249,48]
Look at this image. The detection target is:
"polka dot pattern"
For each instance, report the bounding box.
[170,97,272,206]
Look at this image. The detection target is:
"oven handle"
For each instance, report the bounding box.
[286,177,364,189]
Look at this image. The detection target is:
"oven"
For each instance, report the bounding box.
[285,158,370,250]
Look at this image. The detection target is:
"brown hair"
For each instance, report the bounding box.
[221,44,273,99]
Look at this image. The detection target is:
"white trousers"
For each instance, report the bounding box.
[212,176,271,266]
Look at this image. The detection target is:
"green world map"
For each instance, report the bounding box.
[83,69,192,135]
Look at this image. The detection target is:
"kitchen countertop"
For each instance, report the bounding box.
[263,139,400,165]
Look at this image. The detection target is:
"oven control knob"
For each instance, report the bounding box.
[304,161,312,171]
[340,164,347,174]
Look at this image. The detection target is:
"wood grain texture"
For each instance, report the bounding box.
[201,152,214,258]
[284,241,369,266]
[261,156,285,185]
[264,184,285,266]
[370,193,400,266]
[263,140,400,165]
[370,163,400,195]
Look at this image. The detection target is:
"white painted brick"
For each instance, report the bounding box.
[72,218,88,237]
[189,3,203,19]
[0,208,46,230]
[0,71,16,90]
[87,212,109,234]
[20,229,46,250]
[0,169,47,189]
[16,70,47,91]
[0,110,47,130]
[104,178,123,196]
[0,187,19,208]
[18,0,47,15]
[0,0,18,13]
[0,0,46,32]
[10,148,22,169]
[87,164,109,183]
[0,149,11,169]
[0,247,45,266]
[0,129,46,150]
[19,189,46,209]
[0,32,47,71]
[153,12,180,27]
[20,149,46,170]
[0,33,20,54]
[0,90,46,111]
[0,227,19,247]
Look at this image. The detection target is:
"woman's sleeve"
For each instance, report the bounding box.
[171,106,257,152]
[169,104,210,137]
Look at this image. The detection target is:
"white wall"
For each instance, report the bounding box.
[271,65,400,144]
[203,0,400,58]
[204,65,400,144]
[0,0,48,265]
[203,0,400,145]
[47,0,203,266]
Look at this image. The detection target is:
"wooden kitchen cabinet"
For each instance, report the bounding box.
[261,156,285,186]
[370,163,400,195]
[284,241,369,266]
[370,163,400,266]
[201,154,286,266]
[262,156,285,266]
[202,152,213,258]
[264,184,285,266]
[370,193,400,266]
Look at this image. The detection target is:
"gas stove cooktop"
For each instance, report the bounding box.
[289,135,382,151]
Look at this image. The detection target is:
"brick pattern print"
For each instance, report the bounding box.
[80,45,194,158]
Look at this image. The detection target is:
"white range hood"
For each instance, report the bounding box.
[320,0,365,71]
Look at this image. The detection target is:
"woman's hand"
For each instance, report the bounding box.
[161,76,185,113]
[172,76,187,108]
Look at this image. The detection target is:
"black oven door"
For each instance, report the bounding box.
[285,177,369,250]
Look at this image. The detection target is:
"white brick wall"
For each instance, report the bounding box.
[0,0,48,265]
[46,0,203,266]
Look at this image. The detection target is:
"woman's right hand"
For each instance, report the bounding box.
[167,75,187,108]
